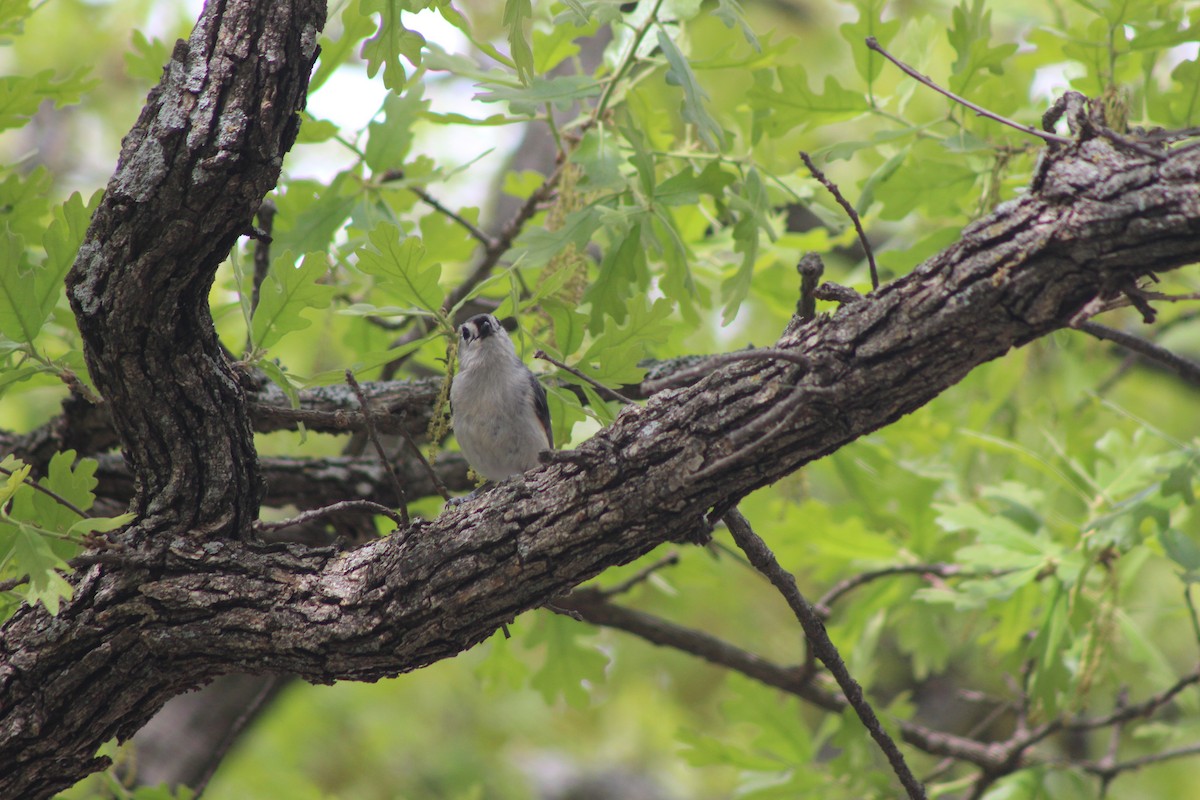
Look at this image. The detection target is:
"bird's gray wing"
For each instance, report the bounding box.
[530,372,553,450]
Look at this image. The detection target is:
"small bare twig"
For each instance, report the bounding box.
[1070,667,1200,732]
[534,350,636,405]
[816,563,1014,617]
[598,551,680,597]
[1079,321,1200,387]
[253,499,406,533]
[865,37,1071,145]
[249,199,276,318]
[796,252,824,320]
[0,464,90,519]
[345,370,410,528]
[799,152,879,290]
[377,163,564,381]
[378,170,496,248]
[445,162,565,314]
[723,508,928,800]
[1095,127,1168,162]
[1084,741,1200,783]
[192,675,286,799]
[389,409,452,501]
[813,281,865,306]
[0,575,30,593]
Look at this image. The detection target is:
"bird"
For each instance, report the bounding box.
[450,314,552,494]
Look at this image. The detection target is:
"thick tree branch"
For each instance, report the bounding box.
[4,3,1200,795]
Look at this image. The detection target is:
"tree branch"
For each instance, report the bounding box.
[723,509,926,799]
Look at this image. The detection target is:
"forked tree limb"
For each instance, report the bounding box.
[3,0,1200,797]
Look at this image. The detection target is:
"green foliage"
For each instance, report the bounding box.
[4,0,1200,797]
[1,453,133,615]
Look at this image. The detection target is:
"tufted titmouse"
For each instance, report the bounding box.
[450,314,553,490]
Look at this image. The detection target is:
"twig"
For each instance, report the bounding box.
[445,162,564,314]
[796,252,823,320]
[0,575,30,593]
[378,163,564,381]
[558,589,827,701]
[1079,321,1200,386]
[0,464,90,519]
[1095,127,1168,162]
[249,199,276,318]
[865,37,1071,145]
[814,281,865,306]
[378,170,495,248]
[345,370,410,528]
[723,508,928,800]
[535,350,636,405]
[556,590,1026,769]
[816,563,1013,617]
[799,152,878,290]
[598,551,680,597]
[1068,666,1200,731]
[1083,741,1200,782]
[253,499,406,533]
[1096,689,1129,798]
[192,675,285,799]
[389,409,452,501]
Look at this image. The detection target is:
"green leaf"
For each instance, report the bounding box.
[713,0,761,51]
[1163,463,1196,505]
[526,612,609,708]
[503,0,534,84]
[657,28,725,149]
[271,174,360,257]
[124,30,172,84]
[250,253,336,352]
[0,227,38,343]
[0,167,53,242]
[0,68,98,132]
[16,450,97,534]
[69,513,135,538]
[0,0,34,40]
[360,0,426,91]
[532,17,596,75]
[653,161,736,206]
[0,457,32,507]
[579,298,673,384]
[296,117,340,144]
[946,0,1018,94]
[1161,529,1200,576]
[722,167,773,324]
[355,223,445,311]
[543,297,589,357]
[42,191,97,296]
[0,189,95,346]
[510,207,602,271]
[0,520,73,615]
[310,4,378,93]
[475,74,602,116]
[840,0,902,84]
[584,221,646,330]
[747,65,869,137]
[364,85,428,171]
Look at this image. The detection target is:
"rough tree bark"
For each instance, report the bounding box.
[2,1,1199,798]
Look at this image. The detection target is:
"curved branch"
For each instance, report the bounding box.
[63,0,323,541]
